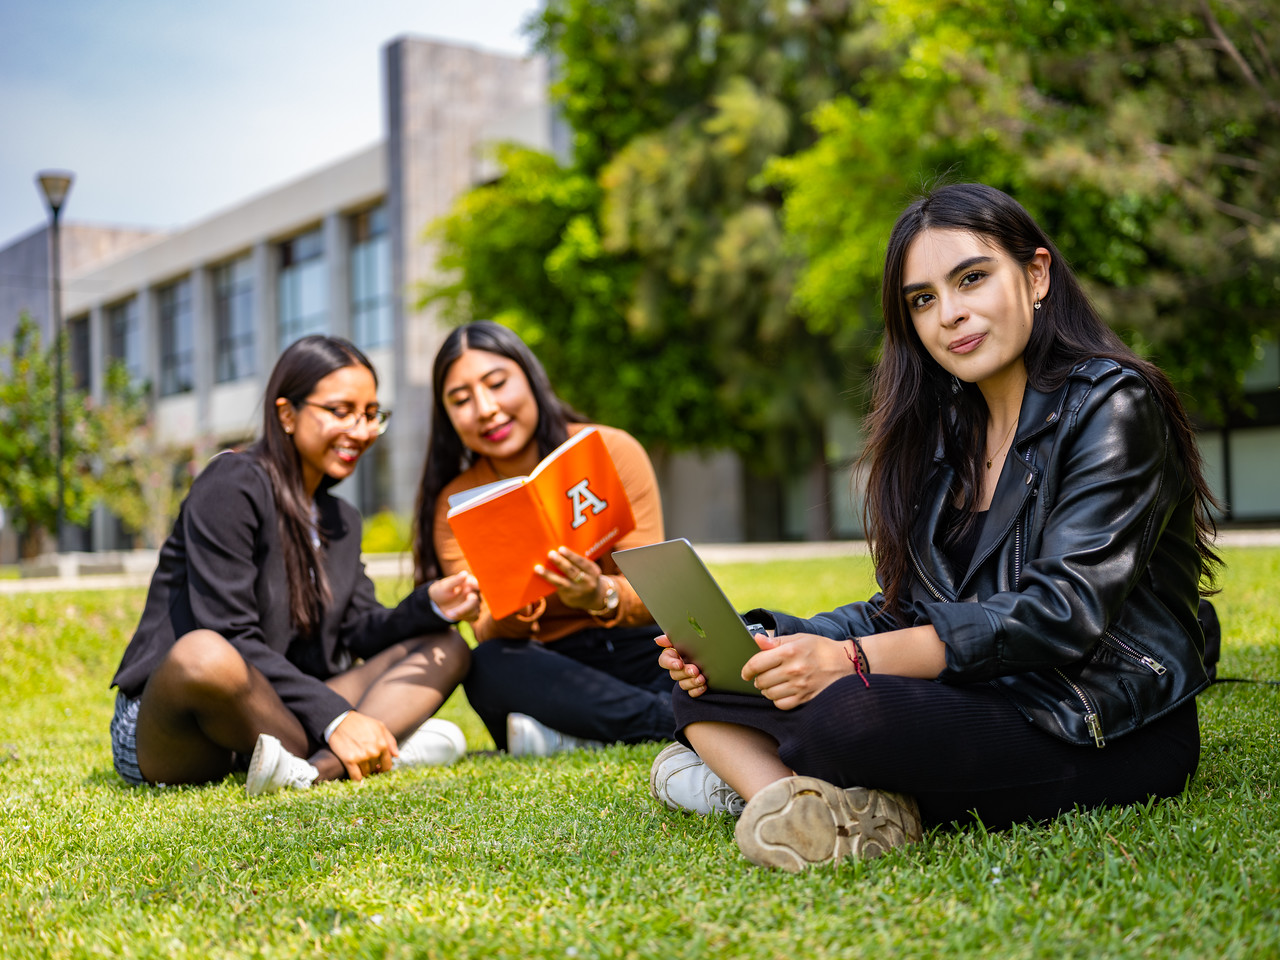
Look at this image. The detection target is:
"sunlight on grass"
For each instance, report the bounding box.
[1,549,1277,958]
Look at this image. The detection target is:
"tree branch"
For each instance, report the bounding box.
[1152,143,1264,173]
[1199,0,1280,116]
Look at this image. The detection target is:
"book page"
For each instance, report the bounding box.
[447,477,525,512]
[526,427,595,480]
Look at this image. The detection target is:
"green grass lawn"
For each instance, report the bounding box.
[2,550,1277,959]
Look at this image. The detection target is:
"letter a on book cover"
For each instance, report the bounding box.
[446,427,636,619]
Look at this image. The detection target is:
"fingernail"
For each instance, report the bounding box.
[534,564,545,575]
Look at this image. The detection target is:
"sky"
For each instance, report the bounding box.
[0,0,543,245]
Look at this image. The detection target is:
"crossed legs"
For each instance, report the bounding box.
[133,628,470,786]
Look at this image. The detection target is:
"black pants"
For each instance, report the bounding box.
[464,624,677,750]
[673,675,1200,830]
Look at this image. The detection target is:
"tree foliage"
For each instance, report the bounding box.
[0,314,189,556]
[0,315,96,556]
[775,0,1280,421]
[89,363,193,549]
[424,0,1280,491]
[426,0,886,468]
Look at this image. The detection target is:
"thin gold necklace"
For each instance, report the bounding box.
[985,418,1019,470]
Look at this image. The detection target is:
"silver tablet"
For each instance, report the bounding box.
[613,538,764,696]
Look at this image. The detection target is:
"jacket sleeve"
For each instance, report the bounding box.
[336,561,452,660]
[182,456,352,741]
[750,592,900,642]
[928,375,1182,681]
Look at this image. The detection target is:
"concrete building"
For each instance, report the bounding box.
[0,37,557,562]
[2,34,1278,565]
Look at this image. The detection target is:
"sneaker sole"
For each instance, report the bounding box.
[735,776,922,871]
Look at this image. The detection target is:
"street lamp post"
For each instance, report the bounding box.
[37,170,74,554]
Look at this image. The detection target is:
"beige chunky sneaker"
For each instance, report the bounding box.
[734,775,922,871]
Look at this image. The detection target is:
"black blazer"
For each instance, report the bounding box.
[112,451,451,742]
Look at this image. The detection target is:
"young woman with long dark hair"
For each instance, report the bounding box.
[414,321,672,755]
[651,183,1220,870]
[111,336,478,794]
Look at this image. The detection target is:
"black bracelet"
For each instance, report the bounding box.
[845,636,870,688]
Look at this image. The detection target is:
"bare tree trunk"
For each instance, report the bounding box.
[803,427,832,541]
[19,525,50,561]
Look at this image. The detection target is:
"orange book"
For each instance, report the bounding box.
[446,427,636,619]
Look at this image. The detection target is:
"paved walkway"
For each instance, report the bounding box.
[2,529,1277,595]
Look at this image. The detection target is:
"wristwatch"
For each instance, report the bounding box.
[587,575,620,616]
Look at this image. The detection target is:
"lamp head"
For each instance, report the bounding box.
[36,171,74,215]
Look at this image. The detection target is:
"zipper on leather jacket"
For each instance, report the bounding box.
[1054,667,1106,747]
[1013,447,1034,590]
[1102,630,1167,675]
[1013,517,1023,590]
[909,542,948,602]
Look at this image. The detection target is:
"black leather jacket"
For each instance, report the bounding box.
[760,359,1210,747]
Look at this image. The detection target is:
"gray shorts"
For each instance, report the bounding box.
[110,691,146,786]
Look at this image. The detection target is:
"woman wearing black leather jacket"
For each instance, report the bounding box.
[649,183,1220,871]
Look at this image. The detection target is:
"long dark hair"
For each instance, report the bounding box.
[863,182,1219,615]
[249,335,378,637]
[413,321,588,583]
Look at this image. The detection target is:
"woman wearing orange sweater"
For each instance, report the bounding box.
[414,321,671,755]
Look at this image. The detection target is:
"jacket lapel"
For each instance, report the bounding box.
[959,380,1069,589]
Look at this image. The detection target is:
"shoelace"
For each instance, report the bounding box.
[705,771,745,815]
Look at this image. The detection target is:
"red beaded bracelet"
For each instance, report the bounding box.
[845,636,870,688]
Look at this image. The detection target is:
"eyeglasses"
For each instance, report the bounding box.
[299,401,392,436]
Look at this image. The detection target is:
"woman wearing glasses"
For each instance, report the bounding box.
[110,335,478,793]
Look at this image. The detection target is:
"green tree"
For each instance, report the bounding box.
[0,314,95,558]
[88,363,192,549]
[425,0,1278,525]
[0,315,187,557]
[774,0,1280,421]
[425,0,890,487]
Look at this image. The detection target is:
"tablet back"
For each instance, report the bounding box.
[612,538,762,696]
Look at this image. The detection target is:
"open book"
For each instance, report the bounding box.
[446,427,636,619]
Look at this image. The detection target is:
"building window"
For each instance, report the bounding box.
[278,228,326,349]
[158,277,194,396]
[213,256,255,382]
[67,315,91,392]
[350,205,392,348]
[107,297,143,382]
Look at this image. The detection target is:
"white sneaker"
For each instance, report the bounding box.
[245,733,319,796]
[506,713,605,757]
[394,718,467,768]
[649,742,745,816]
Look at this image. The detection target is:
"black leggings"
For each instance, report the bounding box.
[464,624,676,750]
[673,675,1199,829]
